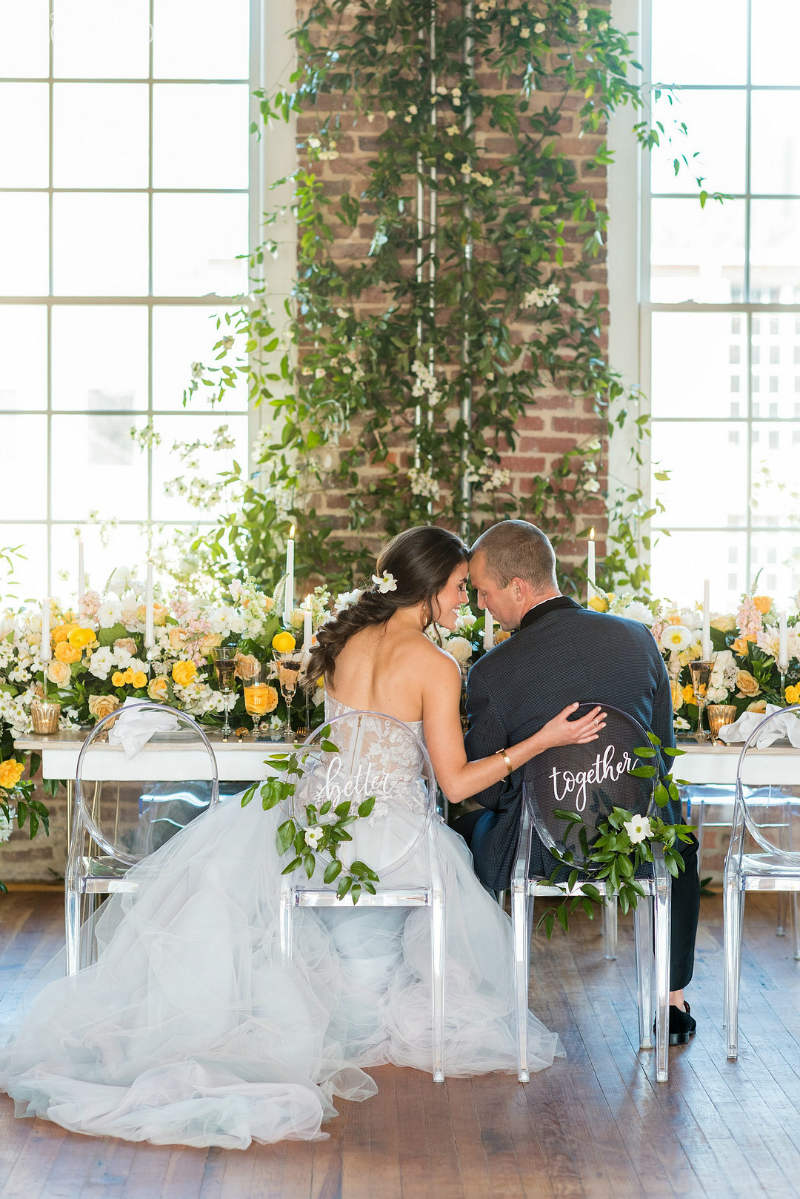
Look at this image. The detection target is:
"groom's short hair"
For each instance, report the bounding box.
[471,520,557,591]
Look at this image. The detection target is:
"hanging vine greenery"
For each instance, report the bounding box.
[188,0,715,596]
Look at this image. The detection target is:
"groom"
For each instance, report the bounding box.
[456,519,700,1044]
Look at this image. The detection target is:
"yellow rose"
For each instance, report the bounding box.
[68,627,95,650]
[168,627,187,651]
[711,614,736,633]
[47,659,71,687]
[131,671,147,689]
[0,759,24,790]
[172,660,198,687]
[586,596,608,613]
[54,641,82,664]
[736,669,761,698]
[199,633,223,655]
[113,637,138,657]
[495,630,512,644]
[148,676,169,701]
[272,631,297,652]
[111,671,126,687]
[88,694,121,722]
[746,699,766,713]
[731,636,754,656]
[753,595,772,615]
[682,683,695,704]
[51,622,76,645]
[785,684,800,705]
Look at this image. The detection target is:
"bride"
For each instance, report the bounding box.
[0,526,605,1149]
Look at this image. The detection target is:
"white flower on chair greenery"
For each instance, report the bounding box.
[538,732,694,938]
[240,727,380,904]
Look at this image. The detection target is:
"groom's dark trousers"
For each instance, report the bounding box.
[454,596,699,992]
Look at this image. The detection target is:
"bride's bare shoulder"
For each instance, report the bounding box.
[407,634,461,680]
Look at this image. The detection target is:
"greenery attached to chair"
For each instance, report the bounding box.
[538,734,693,937]
[0,766,51,894]
[240,728,380,904]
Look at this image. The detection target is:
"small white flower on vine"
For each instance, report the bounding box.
[446,124,459,137]
[437,85,447,95]
[523,282,561,309]
[304,825,324,850]
[460,162,472,176]
[318,148,339,160]
[336,307,348,318]
[408,467,441,501]
[584,477,600,493]
[404,115,412,123]
[372,571,397,594]
[510,15,519,26]
[366,112,375,122]
[408,104,418,116]
[623,815,653,845]
[307,136,321,150]
[386,109,396,120]
[444,151,454,161]
[520,27,530,38]
[534,21,546,33]
[315,368,325,379]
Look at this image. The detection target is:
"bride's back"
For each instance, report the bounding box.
[327,618,429,723]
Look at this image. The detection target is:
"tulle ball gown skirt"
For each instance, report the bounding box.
[0,794,561,1148]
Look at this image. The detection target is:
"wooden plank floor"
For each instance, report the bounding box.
[2,891,800,1199]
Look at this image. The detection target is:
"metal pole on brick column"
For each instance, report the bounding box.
[459,0,474,539]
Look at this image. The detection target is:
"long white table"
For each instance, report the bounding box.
[674,740,800,786]
[14,730,297,850]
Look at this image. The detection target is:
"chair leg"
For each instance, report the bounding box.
[792,892,800,961]
[633,897,654,1051]
[602,895,618,961]
[653,876,671,1083]
[430,888,446,1084]
[65,884,82,977]
[694,802,705,879]
[279,889,294,962]
[723,874,744,1059]
[512,884,531,1083]
[496,890,506,911]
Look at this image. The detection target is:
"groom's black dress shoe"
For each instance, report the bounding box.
[668,1002,696,1046]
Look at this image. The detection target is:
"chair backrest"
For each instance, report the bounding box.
[522,703,657,870]
[735,704,800,857]
[290,709,437,880]
[73,702,220,867]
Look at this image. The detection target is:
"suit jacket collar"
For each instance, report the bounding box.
[519,595,581,631]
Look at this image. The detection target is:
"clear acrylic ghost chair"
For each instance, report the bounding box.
[512,704,672,1083]
[687,782,798,937]
[66,703,219,975]
[279,710,446,1083]
[724,704,800,1060]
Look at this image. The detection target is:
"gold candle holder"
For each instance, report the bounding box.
[30,698,61,734]
[707,704,737,745]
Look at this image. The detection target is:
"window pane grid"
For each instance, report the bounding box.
[0,1,253,597]
[647,0,800,601]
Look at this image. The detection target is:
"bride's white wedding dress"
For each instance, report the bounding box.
[0,700,561,1149]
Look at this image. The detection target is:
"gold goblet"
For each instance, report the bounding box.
[273,649,304,742]
[707,703,737,745]
[688,660,713,742]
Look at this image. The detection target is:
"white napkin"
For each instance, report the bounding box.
[718,704,800,749]
[108,697,180,759]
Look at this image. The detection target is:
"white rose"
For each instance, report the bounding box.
[97,600,122,628]
[621,601,653,625]
[444,636,473,667]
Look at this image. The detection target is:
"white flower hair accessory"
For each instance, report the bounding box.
[372,571,397,594]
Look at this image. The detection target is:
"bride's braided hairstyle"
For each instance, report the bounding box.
[306,526,469,689]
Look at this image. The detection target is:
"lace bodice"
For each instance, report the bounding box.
[318,696,430,820]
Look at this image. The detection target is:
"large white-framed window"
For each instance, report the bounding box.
[0,0,266,601]
[640,0,800,606]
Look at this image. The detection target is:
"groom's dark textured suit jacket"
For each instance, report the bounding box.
[463,595,699,989]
